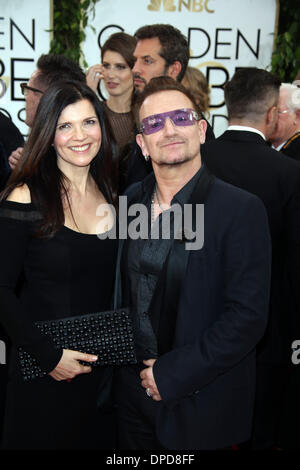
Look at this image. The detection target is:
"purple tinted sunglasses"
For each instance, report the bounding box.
[140,108,200,135]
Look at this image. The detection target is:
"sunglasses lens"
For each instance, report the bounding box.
[172,110,194,126]
[142,116,164,135]
[141,109,198,135]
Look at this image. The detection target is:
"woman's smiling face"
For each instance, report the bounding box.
[54,99,101,170]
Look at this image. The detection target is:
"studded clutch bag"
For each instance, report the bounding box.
[18,308,137,381]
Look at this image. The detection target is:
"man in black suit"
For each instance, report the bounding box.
[113,76,271,450]
[269,83,300,161]
[0,113,24,190]
[0,112,24,164]
[202,68,300,449]
[0,143,9,191]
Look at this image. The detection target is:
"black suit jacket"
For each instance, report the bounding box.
[0,113,24,189]
[114,166,271,449]
[0,143,9,191]
[0,112,24,157]
[280,132,300,162]
[202,130,300,364]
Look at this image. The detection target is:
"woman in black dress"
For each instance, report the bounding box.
[0,81,118,449]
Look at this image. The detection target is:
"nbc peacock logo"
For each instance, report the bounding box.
[147,0,214,13]
[148,0,176,10]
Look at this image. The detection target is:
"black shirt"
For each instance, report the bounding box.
[124,166,203,360]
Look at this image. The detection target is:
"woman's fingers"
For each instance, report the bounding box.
[73,351,98,363]
[86,64,103,92]
[48,350,98,381]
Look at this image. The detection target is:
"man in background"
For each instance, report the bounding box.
[269,82,300,161]
[8,54,86,170]
[202,68,300,449]
[0,112,24,189]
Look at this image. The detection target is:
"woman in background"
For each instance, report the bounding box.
[87,32,137,148]
[0,80,118,449]
[87,32,137,190]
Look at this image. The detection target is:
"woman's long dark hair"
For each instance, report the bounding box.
[1,80,118,237]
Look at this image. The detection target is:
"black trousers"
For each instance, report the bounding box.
[114,365,243,451]
[114,364,165,450]
[251,363,289,449]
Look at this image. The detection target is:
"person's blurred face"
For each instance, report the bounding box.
[102,50,133,99]
[25,70,44,127]
[132,37,169,92]
[269,89,298,147]
[54,99,101,172]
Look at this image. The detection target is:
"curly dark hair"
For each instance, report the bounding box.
[134,24,189,82]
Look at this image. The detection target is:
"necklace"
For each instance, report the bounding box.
[154,184,166,212]
[151,189,156,226]
[151,184,168,225]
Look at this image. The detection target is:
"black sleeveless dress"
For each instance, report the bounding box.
[0,200,118,449]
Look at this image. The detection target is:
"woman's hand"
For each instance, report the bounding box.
[48,349,98,381]
[86,64,103,93]
[8,147,23,170]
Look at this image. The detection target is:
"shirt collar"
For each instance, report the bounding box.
[274,141,287,151]
[142,166,204,207]
[227,125,266,141]
[172,166,203,206]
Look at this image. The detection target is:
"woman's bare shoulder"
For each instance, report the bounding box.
[6,184,31,203]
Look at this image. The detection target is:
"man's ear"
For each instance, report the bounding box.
[198,119,207,145]
[136,133,150,160]
[295,108,300,124]
[266,105,278,127]
[264,105,278,140]
[167,61,182,80]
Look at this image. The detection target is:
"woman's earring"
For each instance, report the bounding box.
[144,154,149,162]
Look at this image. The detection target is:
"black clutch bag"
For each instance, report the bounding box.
[18,308,137,381]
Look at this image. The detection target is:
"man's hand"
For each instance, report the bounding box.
[49,349,98,381]
[140,358,162,401]
[8,147,23,170]
[86,64,103,93]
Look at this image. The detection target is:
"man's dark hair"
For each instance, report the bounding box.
[133,76,201,129]
[35,54,86,90]
[225,68,281,121]
[101,32,137,69]
[134,24,189,82]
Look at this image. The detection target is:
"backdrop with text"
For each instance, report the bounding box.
[0,0,278,138]
[83,0,278,137]
[0,0,52,137]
